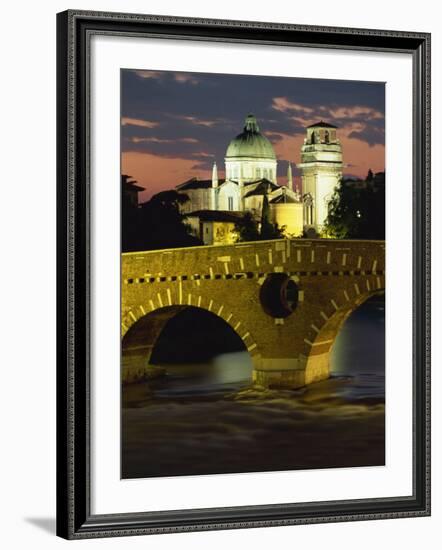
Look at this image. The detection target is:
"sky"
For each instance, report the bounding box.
[121,69,385,201]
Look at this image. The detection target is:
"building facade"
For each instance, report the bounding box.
[176,115,343,243]
[298,121,343,232]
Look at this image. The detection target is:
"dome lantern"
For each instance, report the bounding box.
[243,113,260,133]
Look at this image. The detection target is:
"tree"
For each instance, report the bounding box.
[324,171,385,240]
[234,208,285,243]
[260,194,286,240]
[121,183,203,252]
[234,212,261,242]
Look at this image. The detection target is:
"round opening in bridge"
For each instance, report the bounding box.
[259,273,299,318]
[122,306,253,393]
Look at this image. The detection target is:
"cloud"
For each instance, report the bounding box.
[134,70,163,80]
[191,151,212,157]
[174,73,200,85]
[288,116,316,129]
[339,121,385,147]
[329,105,384,120]
[134,70,200,85]
[130,136,199,144]
[130,137,171,144]
[270,97,385,145]
[122,117,159,128]
[342,122,366,134]
[173,115,218,127]
[272,97,314,114]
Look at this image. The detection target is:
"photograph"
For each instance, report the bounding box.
[54,8,431,540]
[120,69,386,479]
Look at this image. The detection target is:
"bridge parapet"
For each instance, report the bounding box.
[122,238,384,284]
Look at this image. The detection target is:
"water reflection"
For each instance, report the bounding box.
[146,295,385,401]
[122,294,385,478]
[146,351,253,398]
[331,293,385,401]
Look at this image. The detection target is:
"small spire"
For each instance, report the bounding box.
[212,161,218,188]
[287,161,293,191]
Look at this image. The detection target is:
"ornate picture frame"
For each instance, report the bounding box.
[56,10,430,539]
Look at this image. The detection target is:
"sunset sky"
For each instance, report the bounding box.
[121,69,385,201]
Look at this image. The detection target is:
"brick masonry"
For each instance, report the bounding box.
[121,238,385,388]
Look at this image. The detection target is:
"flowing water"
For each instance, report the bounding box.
[122,295,385,478]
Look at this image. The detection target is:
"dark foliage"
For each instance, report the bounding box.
[121,179,202,252]
[234,209,285,243]
[324,171,385,239]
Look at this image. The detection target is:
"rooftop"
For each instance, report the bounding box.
[186,210,245,223]
[176,177,226,191]
[244,179,280,198]
[306,120,338,129]
[269,192,299,204]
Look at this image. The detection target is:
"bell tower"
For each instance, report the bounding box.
[298,121,343,233]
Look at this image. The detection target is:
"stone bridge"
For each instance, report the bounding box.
[122,238,385,389]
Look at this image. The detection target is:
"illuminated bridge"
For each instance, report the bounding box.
[121,238,385,389]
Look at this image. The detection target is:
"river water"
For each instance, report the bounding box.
[122,295,385,478]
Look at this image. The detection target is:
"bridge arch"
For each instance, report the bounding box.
[303,275,385,385]
[122,298,259,384]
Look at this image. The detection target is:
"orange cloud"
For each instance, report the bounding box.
[130,137,172,144]
[174,115,217,127]
[134,70,163,79]
[130,136,199,144]
[122,117,159,128]
[272,97,314,114]
[329,106,383,120]
[174,73,200,85]
[289,115,317,127]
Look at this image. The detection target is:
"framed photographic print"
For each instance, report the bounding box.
[56,10,431,539]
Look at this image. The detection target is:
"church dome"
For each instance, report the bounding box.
[226,114,276,159]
